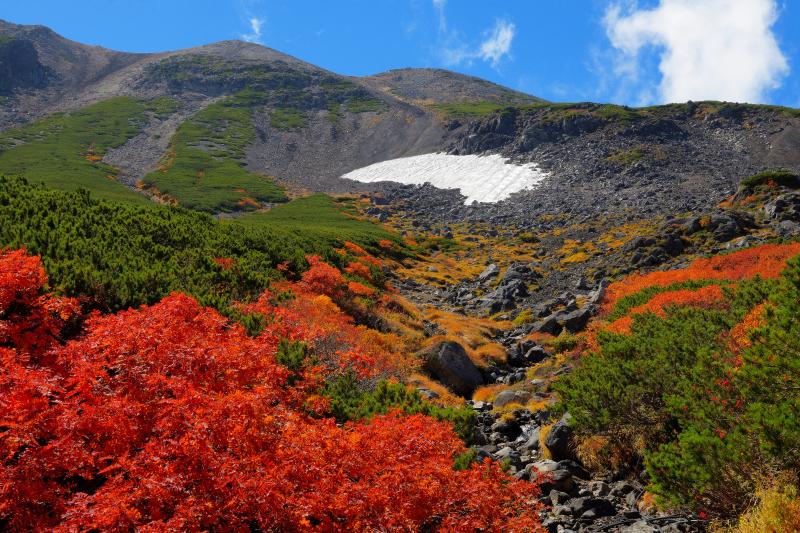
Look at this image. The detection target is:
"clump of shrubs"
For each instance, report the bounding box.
[739,169,799,190]
[555,244,800,518]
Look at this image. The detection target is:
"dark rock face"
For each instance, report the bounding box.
[421,341,484,397]
[0,39,51,94]
[765,192,800,222]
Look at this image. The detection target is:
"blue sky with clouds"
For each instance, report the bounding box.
[3,1,799,107]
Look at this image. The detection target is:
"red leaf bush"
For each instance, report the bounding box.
[0,249,541,531]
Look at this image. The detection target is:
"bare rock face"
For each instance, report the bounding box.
[422,340,484,397]
[0,38,51,94]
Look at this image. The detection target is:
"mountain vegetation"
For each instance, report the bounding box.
[555,243,800,518]
[0,248,541,531]
[0,175,397,312]
[143,90,286,211]
[0,97,164,203]
[2,19,800,532]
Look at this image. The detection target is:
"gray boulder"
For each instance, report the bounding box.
[567,497,616,519]
[478,263,500,283]
[556,307,594,333]
[545,415,574,461]
[501,263,532,284]
[765,193,800,222]
[422,341,484,397]
[493,389,532,408]
[519,427,541,452]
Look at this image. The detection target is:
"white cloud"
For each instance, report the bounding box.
[433,0,447,32]
[438,17,516,68]
[241,17,265,44]
[480,20,515,66]
[604,0,789,104]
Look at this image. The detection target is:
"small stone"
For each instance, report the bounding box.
[589,480,610,497]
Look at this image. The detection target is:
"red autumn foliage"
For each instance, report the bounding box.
[605,285,726,335]
[0,249,542,531]
[602,243,800,312]
[0,248,80,361]
[379,239,394,250]
[246,290,411,378]
[342,240,368,257]
[629,284,727,317]
[212,256,235,270]
[347,280,376,297]
[301,255,346,299]
[344,260,373,282]
[728,302,768,355]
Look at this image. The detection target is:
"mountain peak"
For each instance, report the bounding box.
[363,67,543,104]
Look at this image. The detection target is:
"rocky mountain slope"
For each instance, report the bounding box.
[4,20,800,531]
[2,19,799,216]
[361,67,544,104]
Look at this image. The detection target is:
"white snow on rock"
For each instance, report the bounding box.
[341,153,548,204]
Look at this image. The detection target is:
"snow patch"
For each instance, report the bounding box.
[341,153,548,204]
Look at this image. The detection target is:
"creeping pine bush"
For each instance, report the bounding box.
[555,245,800,518]
[325,372,476,443]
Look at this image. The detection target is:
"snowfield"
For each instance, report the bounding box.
[341,153,549,204]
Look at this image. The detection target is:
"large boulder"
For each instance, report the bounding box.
[422,341,484,397]
[493,389,532,408]
[567,497,616,519]
[556,307,594,333]
[545,414,575,461]
[477,263,500,283]
[501,262,533,284]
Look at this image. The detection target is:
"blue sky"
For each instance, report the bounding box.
[3,1,799,107]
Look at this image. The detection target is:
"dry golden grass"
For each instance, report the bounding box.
[576,435,615,472]
[472,343,507,366]
[539,423,555,459]
[499,411,518,423]
[406,373,464,407]
[562,251,590,264]
[558,239,598,265]
[422,308,511,367]
[386,217,539,289]
[713,478,800,533]
[638,492,657,513]
[472,383,509,403]
[597,219,658,250]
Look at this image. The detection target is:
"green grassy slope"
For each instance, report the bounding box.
[432,100,800,121]
[0,176,399,312]
[143,91,287,212]
[0,97,167,204]
[234,194,402,254]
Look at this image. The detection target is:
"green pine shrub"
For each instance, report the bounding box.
[325,372,476,443]
[553,267,800,517]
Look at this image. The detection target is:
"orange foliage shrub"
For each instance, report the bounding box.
[0,249,542,531]
[212,256,235,270]
[344,260,373,282]
[628,284,727,317]
[604,285,725,336]
[347,280,376,297]
[247,289,412,379]
[605,315,635,336]
[343,240,368,257]
[301,255,346,299]
[728,302,768,355]
[603,243,800,312]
